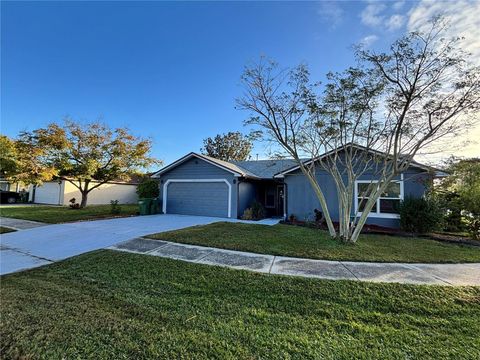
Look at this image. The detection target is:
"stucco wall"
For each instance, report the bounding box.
[62,181,138,205]
[157,157,239,218]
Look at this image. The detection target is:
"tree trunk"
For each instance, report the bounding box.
[80,191,88,208]
[349,179,394,243]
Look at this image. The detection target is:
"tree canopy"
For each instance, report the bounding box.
[15,120,160,207]
[237,18,480,243]
[201,131,254,161]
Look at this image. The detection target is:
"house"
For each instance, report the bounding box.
[0,177,27,193]
[151,147,444,228]
[29,179,139,205]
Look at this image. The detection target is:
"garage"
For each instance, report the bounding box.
[33,182,62,204]
[163,180,231,218]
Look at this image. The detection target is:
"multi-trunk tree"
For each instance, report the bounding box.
[237,18,480,243]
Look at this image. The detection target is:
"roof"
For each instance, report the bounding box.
[274,144,447,177]
[151,152,261,179]
[232,159,302,179]
[151,145,446,180]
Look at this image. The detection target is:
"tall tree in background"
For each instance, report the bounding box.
[17,120,161,207]
[201,131,254,161]
[238,18,480,243]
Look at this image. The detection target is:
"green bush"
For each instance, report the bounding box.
[136,179,159,198]
[465,214,480,240]
[241,208,254,220]
[241,201,265,220]
[110,200,121,214]
[399,196,444,234]
[251,200,265,220]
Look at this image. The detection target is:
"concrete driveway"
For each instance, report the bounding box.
[1,214,259,275]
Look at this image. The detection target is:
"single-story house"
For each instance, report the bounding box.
[0,177,28,192]
[151,146,445,228]
[29,179,139,205]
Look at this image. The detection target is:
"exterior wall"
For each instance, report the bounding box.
[158,157,239,218]
[62,181,138,205]
[29,181,138,205]
[238,181,257,218]
[284,165,430,228]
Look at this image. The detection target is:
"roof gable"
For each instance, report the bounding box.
[151,152,260,179]
[274,144,445,177]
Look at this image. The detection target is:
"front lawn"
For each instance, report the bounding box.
[148,222,480,263]
[1,251,479,359]
[0,226,16,234]
[0,204,139,223]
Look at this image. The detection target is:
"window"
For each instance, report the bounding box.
[265,187,275,208]
[355,179,403,218]
[0,182,10,191]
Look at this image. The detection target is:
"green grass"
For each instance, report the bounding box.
[0,226,16,234]
[1,251,479,359]
[0,204,139,223]
[148,222,480,263]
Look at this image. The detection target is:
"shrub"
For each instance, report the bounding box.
[69,198,80,209]
[465,213,480,240]
[399,196,444,234]
[241,201,265,220]
[251,200,265,220]
[136,179,159,198]
[241,208,254,220]
[110,200,121,214]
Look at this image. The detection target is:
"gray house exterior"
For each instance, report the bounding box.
[152,149,441,229]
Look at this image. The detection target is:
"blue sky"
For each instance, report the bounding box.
[3,1,477,165]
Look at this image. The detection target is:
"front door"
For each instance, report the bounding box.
[276,185,285,217]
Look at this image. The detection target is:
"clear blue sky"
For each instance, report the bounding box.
[1,1,413,165]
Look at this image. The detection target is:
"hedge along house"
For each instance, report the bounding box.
[151,147,445,228]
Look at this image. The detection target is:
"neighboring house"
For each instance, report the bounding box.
[0,177,27,192]
[29,179,139,205]
[151,147,445,228]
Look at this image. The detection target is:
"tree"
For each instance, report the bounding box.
[18,120,161,208]
[237,18,480,243]
[436,157,480,239]
[201,131,254,161]
[0,134,56,185]
[0,135,18,178]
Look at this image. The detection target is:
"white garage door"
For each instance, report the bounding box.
[34,182,62,204]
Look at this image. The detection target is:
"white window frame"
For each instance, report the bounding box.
[354,175,404,219]
[162,179,232,218]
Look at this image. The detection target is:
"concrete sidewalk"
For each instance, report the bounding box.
[109,238,480,286]
[0,217,47,230]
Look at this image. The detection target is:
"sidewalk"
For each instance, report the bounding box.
[109,237,480,286]
[0,217,47,230]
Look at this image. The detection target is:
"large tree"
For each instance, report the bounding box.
[237,18,480,243]
[18,120,160,207]
[201,131,254,161]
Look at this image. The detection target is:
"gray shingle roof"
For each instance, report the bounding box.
[232,159,301,179]
[197,154,260,178]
